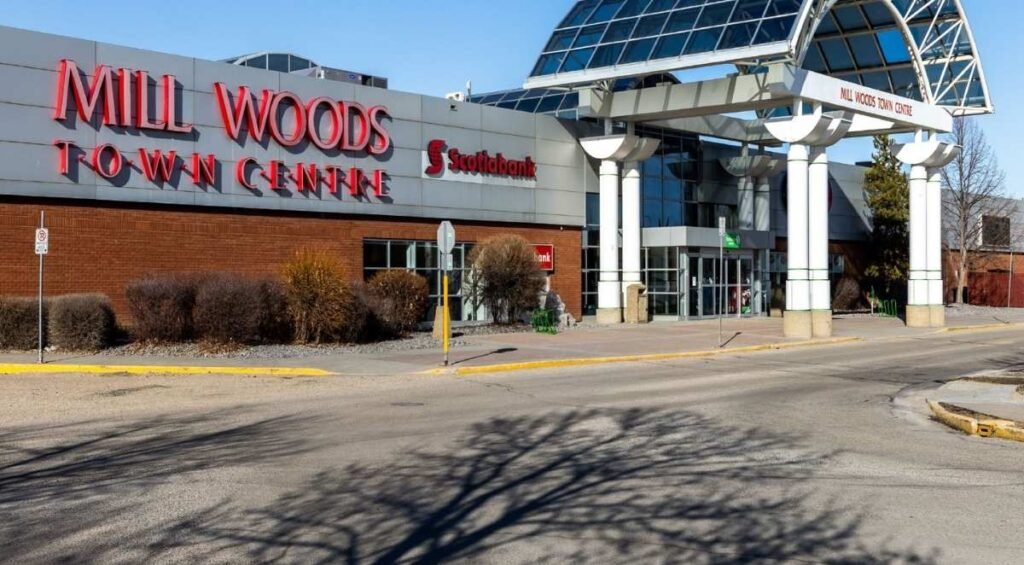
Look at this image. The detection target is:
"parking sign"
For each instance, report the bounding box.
[34,228,49,255]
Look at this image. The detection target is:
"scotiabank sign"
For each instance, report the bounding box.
[51,59,392,197]
[424,139,537,180]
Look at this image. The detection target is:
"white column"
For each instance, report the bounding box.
[908,164,929,306]
[754,176,771,232]
[926,168,945,307]
[808,147,831,313]
[738,175,755,230]
[786,144,810,313]
[621,161,642,294]
[598,160,622,318]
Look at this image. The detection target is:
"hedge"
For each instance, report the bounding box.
[49,294,117,351]
[0,297,46,350]
[193,274,291,344]
[125,276,197,342]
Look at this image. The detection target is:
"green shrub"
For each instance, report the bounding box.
[125,276,197,342]
[49,294,116,351]
[367,270,429,337]
[282,250,366,344]
[0,297,46,350]
[467,235,546,324]
[192,274,293,345]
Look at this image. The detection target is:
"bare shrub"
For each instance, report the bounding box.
[282,250,366,344]
[0,297,46,350]
[49,294,116,351]
[257,280,293,344]
[367,270,429,337]
[193,275,263,345]
[468,235,546,324]
[832,277,865,312]
[125,276,197,342]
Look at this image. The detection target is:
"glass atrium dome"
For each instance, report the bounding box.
[523,0,991,115]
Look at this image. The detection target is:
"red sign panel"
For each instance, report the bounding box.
[534,244,554,271]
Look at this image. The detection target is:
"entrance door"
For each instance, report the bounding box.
[690,251,756,320]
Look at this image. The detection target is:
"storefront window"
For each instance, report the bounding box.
[363,239,481,322]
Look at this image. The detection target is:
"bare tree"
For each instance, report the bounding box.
[942,117,1011,304]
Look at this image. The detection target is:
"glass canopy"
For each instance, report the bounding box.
[523,0,991,115]
[798,0,990,111]
[529,0,804,84]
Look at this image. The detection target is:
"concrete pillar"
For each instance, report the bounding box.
[622,161,642,298]
[894,134,957,328]
[808,146,832,337]
[907,164,930,328]
[738,175,755,231]
[597,159,622,324]
[785,143,812,339]
[927,168,945,327]
[754,176,771,232]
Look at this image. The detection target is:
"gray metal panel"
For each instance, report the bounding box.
[421,97,482,131]
[481,105,535,138]
[0,25,586,228]
[0,25,96,71]
[0,64,56,108]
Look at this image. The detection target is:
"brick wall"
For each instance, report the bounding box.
[0,200,583,321]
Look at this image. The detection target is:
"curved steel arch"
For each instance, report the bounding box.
[792,0,991,115]
[524,0,990,115]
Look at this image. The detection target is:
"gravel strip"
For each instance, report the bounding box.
[4,324,549,360]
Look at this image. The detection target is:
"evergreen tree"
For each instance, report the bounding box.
[863,135,909,296]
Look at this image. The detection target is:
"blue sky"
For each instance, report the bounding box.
[2,0,1016,193]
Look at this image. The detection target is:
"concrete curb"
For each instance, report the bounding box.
[939,322,1024,334]
[0,363,335,377]
[927,400,1024,442]
[425,337,863,377]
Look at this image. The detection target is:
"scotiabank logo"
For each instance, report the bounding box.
[425,140,537,179]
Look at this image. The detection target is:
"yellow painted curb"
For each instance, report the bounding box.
[940,322,1024,334]
[927,400,1024,443]
[426,337,862,377]
[0,363,334,377]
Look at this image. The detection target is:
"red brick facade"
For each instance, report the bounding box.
[0,200,583,321]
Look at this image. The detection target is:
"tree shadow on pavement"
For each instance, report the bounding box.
[160,408,938,564]
[0,411,318,562]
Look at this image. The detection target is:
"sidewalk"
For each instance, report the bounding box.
[3,310,1024,377]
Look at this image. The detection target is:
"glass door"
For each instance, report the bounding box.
[691,251,757,320]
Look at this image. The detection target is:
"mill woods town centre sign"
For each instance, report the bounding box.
[53,59,395,198]
[49,60,542,202]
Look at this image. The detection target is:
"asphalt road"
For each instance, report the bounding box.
[2,328,1023,564]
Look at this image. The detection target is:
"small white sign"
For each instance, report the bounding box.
[718,217,726,237]
[34,228,49,255]
[437,221,456,254]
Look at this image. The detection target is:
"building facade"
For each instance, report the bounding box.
[0,0,994,330]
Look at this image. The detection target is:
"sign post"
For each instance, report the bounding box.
[718,217,726,349]
[437,221,456,366]
[35,212,48,364]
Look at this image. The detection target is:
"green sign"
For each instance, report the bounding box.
[724,233,742,250]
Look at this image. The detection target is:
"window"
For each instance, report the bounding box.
[268,53,289,73]
[582,193,601,316]
[363,239,482,322]
[638,127,701,228]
